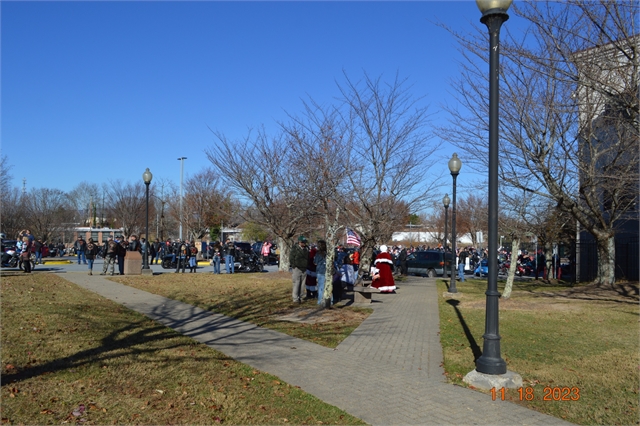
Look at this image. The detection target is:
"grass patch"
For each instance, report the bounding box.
[1,273,365,425]
[437,277,639,425]
[113,271,372,348]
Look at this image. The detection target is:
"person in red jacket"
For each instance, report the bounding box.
[371,245,396,293]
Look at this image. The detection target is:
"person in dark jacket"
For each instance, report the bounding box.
[223,238,236,274]
[289,236,309,304]
[100,237,118,276]
[116,236,127,275]
[85,238,99,275]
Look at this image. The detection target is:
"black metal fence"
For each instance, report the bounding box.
[576,237,639,282]
[503,236,638,283]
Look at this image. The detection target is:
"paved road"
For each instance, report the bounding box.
[7,260,572,425]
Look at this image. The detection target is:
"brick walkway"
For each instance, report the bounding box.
[63,273,573,425]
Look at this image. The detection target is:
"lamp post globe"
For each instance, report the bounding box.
[443,194,450,251]
[474,0,511,376]
[448,154,462,294]
[142,168,153,272]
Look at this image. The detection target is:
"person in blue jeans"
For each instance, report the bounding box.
[458,248,468,282]
[75,237,88,265]
[223,239,235,274]
[211,242,222,274]
[314,240,328,305]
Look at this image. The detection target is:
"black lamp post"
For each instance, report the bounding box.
[475,0,511,375]
[142,168,153,272]
[448,153,462,293]
[443,194,450,251]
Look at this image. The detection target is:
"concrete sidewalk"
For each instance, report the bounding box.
[62,273,572,425]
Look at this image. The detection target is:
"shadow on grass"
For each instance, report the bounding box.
[1,318,234,386]
[517,281,639,305]
[445,299,482,361]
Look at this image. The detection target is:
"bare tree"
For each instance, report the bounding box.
[457,194,489,247]
[281,101,351,307]
[440,0,638,286]
[104,180,147,237]
[67,182,100,227]
[22,188,76,242]
[179,168,236,241]
[206,128,311,270]
[337,72,440,272]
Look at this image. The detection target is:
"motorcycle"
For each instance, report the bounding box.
[234,251,264,273]
[161,254,178,269]
[1,248,36,271]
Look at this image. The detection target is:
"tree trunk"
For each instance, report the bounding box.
[596,233,616,286]
[502,236,519,300]
[278,236,290,271]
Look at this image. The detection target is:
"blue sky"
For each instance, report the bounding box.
[2,1,522,198]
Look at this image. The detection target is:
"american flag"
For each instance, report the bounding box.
[345,228,361,247]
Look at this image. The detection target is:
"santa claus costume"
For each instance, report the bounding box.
[371,245,396,293]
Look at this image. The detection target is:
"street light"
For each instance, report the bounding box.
[177,157,187,241]
[448,153,462,293]
[142,168,153,273]
[443,194,450,251]
[475,0,511,376]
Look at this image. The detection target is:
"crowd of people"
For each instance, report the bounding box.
[289,236,397,307]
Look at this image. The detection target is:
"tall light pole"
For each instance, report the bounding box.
[443,194,450,251]
[142,168,153,273]
[448,153,462,293]
[177,157,187,241]
[475,0,511,376]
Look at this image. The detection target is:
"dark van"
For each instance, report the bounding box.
[406,250,453,277]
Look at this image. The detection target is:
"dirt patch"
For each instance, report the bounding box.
[276,307,369,324]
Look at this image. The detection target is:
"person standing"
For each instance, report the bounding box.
[153,239,162,264]
[535,248,546,280]
[458,247,468,282]
[211,241,222,274]
[371,245,396,293]
[314,240,328,305]
[100,237,118,275]
[116,236,127,275]
[85,238,99,275]
[20,236,32,273]
[289,236,309,304]
[128,235,141,253]
[305,244,318,300]
[188,241,198,273]
[223,238,236,274]
[175,241,188,273]
[399,246,408,276]
[261,240,272,265]
[34,239,44,265]
[352,249,360,272]
[75,237,88,265]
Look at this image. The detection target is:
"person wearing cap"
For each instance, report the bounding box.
[371,244,396,293]
[289,236,309,304]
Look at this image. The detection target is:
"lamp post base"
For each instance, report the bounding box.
[141,268,153,275]
[463,369,522,390]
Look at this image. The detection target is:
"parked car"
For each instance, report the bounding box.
[406,250,453,278]
[251,241,279,265]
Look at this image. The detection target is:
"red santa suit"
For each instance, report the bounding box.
[372,245,396,293]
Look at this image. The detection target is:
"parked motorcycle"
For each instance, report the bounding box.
[1,248,36,271]
[235,251,264,273]
[161,254,178,269]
